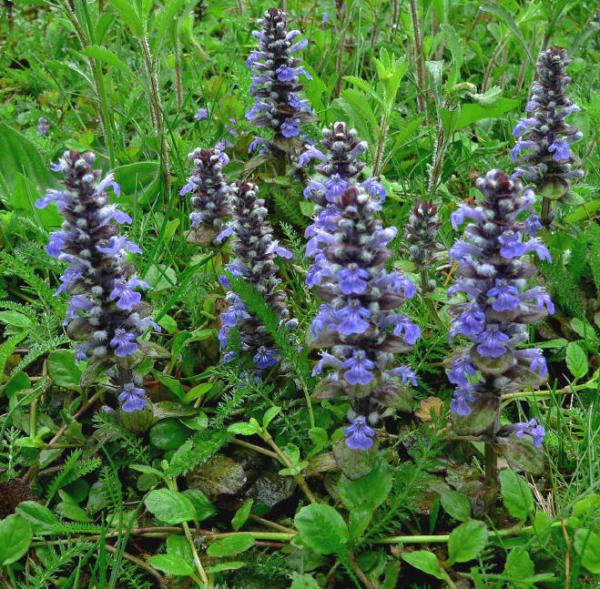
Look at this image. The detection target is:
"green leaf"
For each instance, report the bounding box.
[0,515,32,565]
[150,419,192,450]
[111,0,144,36]
[16,501,60,535]
[290,573,321,588]
[574,528,600,574]
[440,490,471,522]
[566,342,588,379]
[503,546,535,579]
[206,533,255,557]
[294,504,349,555]
[401,551,447,580]
[182,489,217,521]
[147,554,194,576]
[47,350,82,390]
[441,98,520,132]
[447,520,488,564]
[80,45,132,74]
[205,561,246,573]
[262,406,281,429]
[0,310,32,329]
[144,489,196,524]
[500,470,534,521]
[227,421,261,436]
[0,123,54,192]
[232,498,253,531]
[338,459,392,511]
[480,4,534,62]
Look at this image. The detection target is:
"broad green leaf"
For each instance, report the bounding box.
[47,350,82,390]
[206,533,255,557]
[566,342,588,379]
[503,546,535,579]
[232,498,253,531]
[147,554,194,576]
[441,98,520,132]
[0,515,32,566]
[80,45,132,74]
[16,501,60,535]
[574,528,600,574]
[295,504,349,555]
[447,519,488,564]
[262,406,281,429]
[227,422,261,436]
[440,490,471,522]
[0,310,32,330]
[338,459,392,511]
[182,489,217,521]
[0,124,54,192]
[150,419,192,450]
[500,470,534,521]
[401,550,446,580]
[144,489,196,524]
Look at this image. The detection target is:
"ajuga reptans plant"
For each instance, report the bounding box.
[448,170,553,494]
[219,180,295,373]
[247,8,313,159]
[301,122,419,451]
[180,146,232,245]
[37,151,157,413]
[512,47,583,225]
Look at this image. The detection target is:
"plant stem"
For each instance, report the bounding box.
[139,36,172,199]
[348,552,376,589]
[263,433,318,504]
[408,0,428,123]
[174,22,184,110]
[334,0,348,98]
[483,417,499,512]
[420,268,444,329]
[541,196,552,226]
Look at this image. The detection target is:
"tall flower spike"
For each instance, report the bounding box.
[447,170,553,477]
[247,8,313,154]
[218,180,294,373]
[512,47,583,224]
[37,151,158,413]
[303,123,419,451]
[180,147,232,245]
[404,199,442,292]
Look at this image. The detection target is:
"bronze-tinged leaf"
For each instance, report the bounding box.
[452,393,499,435]
[187,455,247,499]
[470,348,515,375]
[496,436,544,475]
[416,397,444,422]
[332,440,378,480]
[373,380,413,411]
[186,227,217,245]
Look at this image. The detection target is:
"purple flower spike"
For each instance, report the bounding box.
[512,47,583,220]
[218,181,294,373]
[181,146,232,245]
[40,150,155,412]
[246,8,313,149]
[446,170,553,446]
[303,122,419,435]
[344,416,375,451]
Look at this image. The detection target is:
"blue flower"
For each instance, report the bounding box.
[344,416,375,450]
[343,350,375,385]
[118,383,147,412]
[110,329,138,357]
[450,385,477,417]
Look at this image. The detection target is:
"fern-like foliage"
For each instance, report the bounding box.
[272,189,306,227]
[0,249,66,315]
[24,542,94,589]
[9,335,70,377]
[92,412,150,463]
[46,449,102,504]
[166,428,231,478]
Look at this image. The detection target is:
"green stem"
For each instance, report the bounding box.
[420,268,444,329]
[263,433,318,504]
[541,196,552,226]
